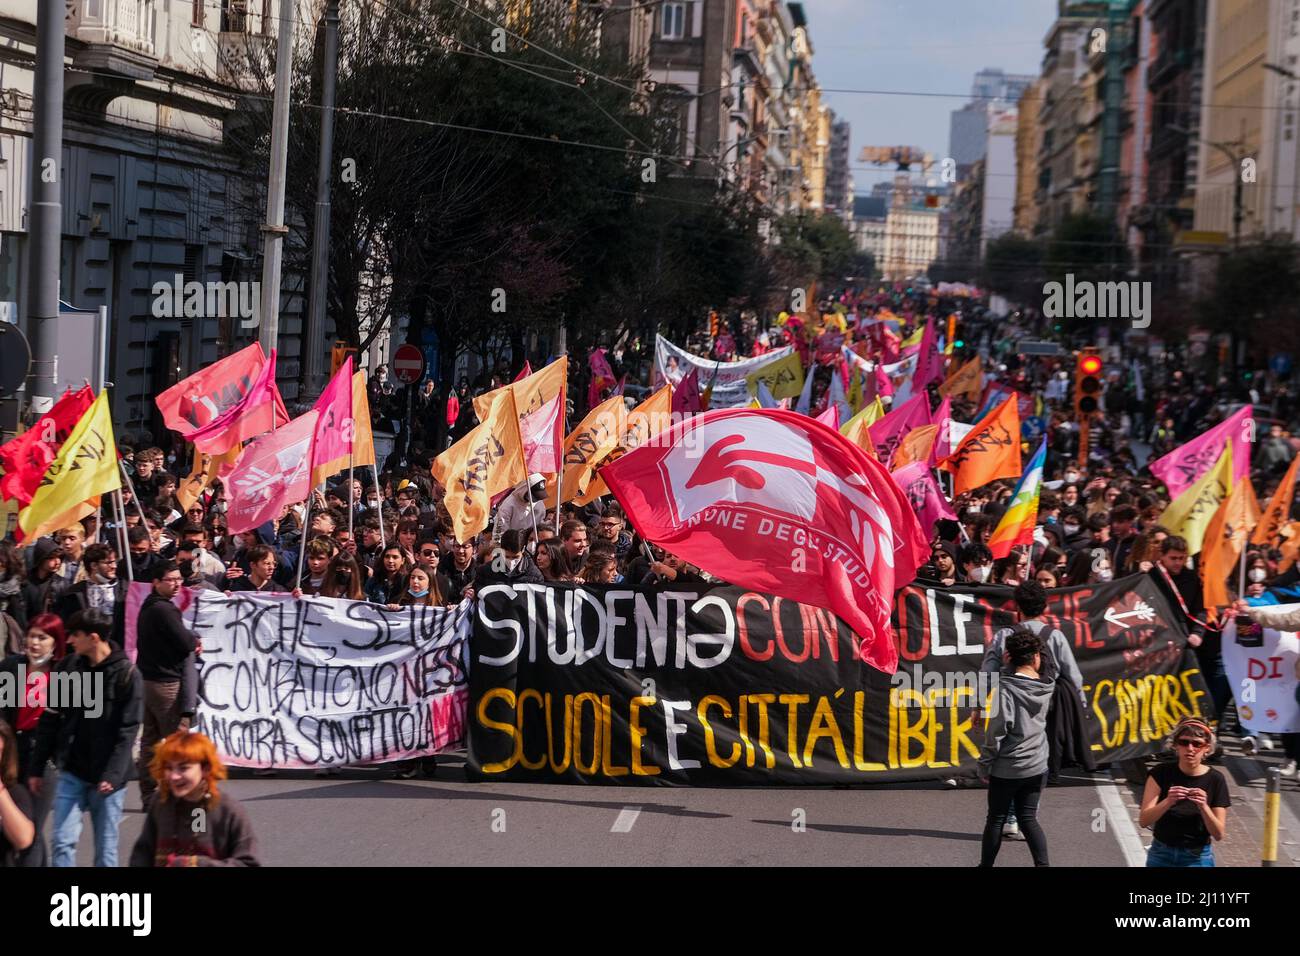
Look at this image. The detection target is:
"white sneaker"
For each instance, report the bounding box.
[1241,736,1259,755]
[1281,760,1298,779]
[1260,735,1276,751]
[942,777,959,788]
[1002,820,1023,839]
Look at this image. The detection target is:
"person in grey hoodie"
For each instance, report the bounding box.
[978,627,1054,867]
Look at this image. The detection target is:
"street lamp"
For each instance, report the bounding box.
[1170,123,1247,248]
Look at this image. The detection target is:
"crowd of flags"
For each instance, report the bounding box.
[2,310,1298,661]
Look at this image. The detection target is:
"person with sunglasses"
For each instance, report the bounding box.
[1139,717,1229,866]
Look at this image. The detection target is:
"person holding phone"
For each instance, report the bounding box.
[1139,717,1230,866]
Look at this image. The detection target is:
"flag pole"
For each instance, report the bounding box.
[114,489,133,584]
[119,460,150,529]
[347,454,354,538]
[371,462,385,549]
[297,484,315,588]
[1237,528,1249,602]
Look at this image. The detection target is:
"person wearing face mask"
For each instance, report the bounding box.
[958,543,994,584]
[474,530,544,588]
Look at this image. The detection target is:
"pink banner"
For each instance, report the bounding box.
[1149,405,1253,498]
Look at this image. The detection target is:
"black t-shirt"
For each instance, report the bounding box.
[0,782,34,866]
[1149,763,1231,849]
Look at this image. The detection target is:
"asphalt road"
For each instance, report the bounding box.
[79,758,1134,867]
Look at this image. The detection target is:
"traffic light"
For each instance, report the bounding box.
[1075,350,1103,418]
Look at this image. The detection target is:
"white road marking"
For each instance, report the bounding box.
[611,806,642,833]
[1096,771,1148,867]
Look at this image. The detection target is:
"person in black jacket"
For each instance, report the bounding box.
[21,538,67,621]
[134,561,200,803]
[474,530,544,589]
[30,608,141,867]
[1149,535,1229,727]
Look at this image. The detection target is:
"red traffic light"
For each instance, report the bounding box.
[1079,355,1103,375]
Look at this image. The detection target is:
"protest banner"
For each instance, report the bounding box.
[655,334,795,409]
[1221,617,1300,734]
[468,575,1211,785]
[171,592,470,769]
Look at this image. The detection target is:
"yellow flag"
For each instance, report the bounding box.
[840,396,885,437]
[1201,476,1263,608]
[841,409,879,461]
[939,356,983,400]
[474,356,568,427]
[548,395,628,507]
[311,370,375,487]
[900,325,924,349]
[574,385,672,505]
[846,366,862,413]
[745,351,805,401]
[1159,445,1232,555]
[431,391,526,542]
[19,392,121,544]
[178,445,241,512]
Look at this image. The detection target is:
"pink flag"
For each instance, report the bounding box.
[891,461,957,537]
[310,357,354,486]
[602,408,930,674]
[185,349,290,456]
[588,347,617,408]
[930,396,953,465]
[671,367,701,415]
[815,404,840,430]
[913,318,943,390]
[1149,405,1253,498]
[521,393,564,475]
[868,393,930,467]
[225,410,318,534]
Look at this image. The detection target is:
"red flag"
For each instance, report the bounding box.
[602,408,929,673]
[671,367,701,415]
[156,343,283,434]
[224,411,318,534]
[185,349,290,455]
[0,386,94,504]
[513,361,533,383]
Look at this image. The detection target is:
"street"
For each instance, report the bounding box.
[73,752,1293,867]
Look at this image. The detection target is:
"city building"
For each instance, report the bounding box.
[882,200,942,280]
[947,67,1036,166]
[825,119,854,222]
[852,195,889,267]
[1013,80,1045,232]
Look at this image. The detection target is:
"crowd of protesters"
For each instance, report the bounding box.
[0,287,1297,868]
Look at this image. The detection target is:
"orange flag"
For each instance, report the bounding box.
[311,370,376,486]
[1200,476,1263,609]
[938,395,1021,497]
[1279,521,1300,572]
[431,391,527,542]
[575,385,673,505]
[547,395,628,508]
[891,424,938,471]
[177,445,241,512]
[1251,453,1300,547]
[840,406,879,461]
[938,356,982,401]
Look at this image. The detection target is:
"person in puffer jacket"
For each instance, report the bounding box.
[978,627,1054,867]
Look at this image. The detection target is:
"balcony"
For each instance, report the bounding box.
[68,0,159,78]
[218,29,275,89]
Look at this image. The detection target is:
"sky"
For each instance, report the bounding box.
[800,0,1053,194]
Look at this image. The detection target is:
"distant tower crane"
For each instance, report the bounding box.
[858,146,938,208]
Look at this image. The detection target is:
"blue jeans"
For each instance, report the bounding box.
[50,771,126,867]
[1146,840,1214,867]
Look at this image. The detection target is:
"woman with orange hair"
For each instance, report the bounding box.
[129,731,259,867]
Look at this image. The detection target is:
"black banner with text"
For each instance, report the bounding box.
[467,574,1211,785]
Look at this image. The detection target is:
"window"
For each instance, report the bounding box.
[192,0,203,27]
[661,2,686,41]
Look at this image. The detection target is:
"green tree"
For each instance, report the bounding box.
[981,232,1045,305]
[1196,237,1300,358]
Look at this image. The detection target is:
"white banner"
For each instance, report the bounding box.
[186,592,472,768]
[654,334,794,408]
[1222,618,1300,734]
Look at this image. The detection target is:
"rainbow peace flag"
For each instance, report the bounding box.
[988,438,1047,559]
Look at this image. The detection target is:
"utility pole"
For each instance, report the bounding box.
[25,0,65,416]
[303,0,339,400]
[258,0,298,358]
